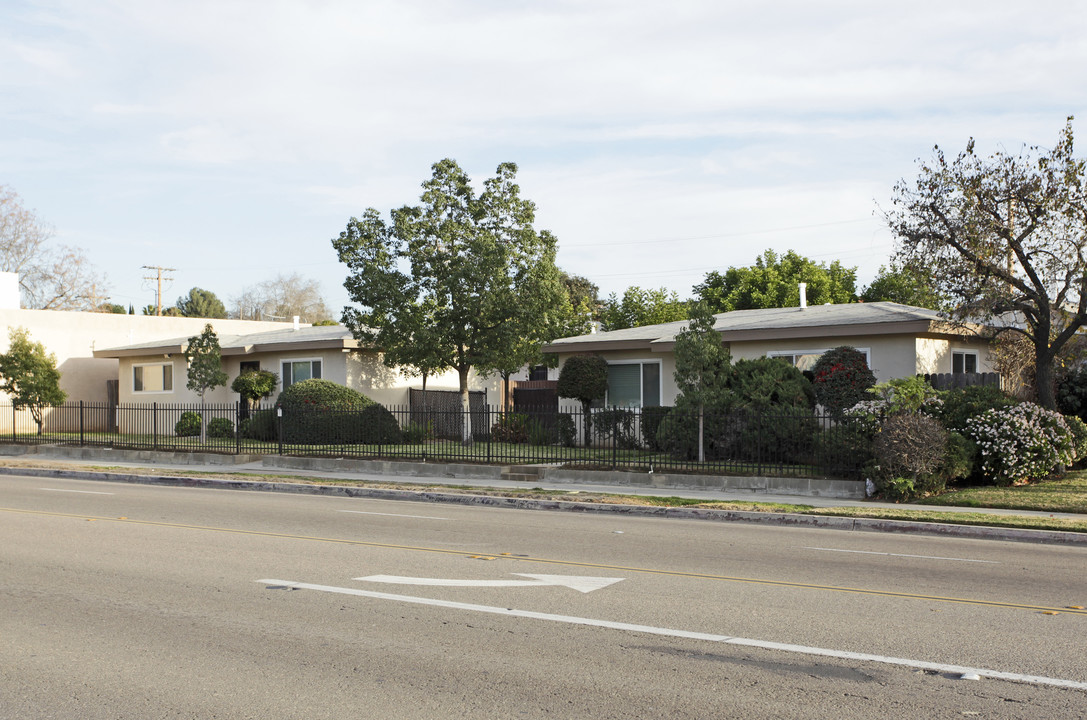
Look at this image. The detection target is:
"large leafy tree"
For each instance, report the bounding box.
[0,327,67,435]
[695,249,856,312]
[332,159,566,443]
[887,119,1087,409]
[176,287,227,318]
[184,324,229,443]
[671,301,732,461]
[860,262,942,309]
[599,286,688,331]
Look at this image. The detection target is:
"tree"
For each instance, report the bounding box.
[599,286,688,331]
[231,369,279,411]
[0,185,108,310]
[671,301,732,461]
[183,324,228,443]
[860,262,942,309]
[695,249,857,312]
[177,287,227,318]
[558,270,600,334]
[232,273,333,323]
[143,304,180,316]
[556,353,609,446]
[0,327,67,435]
[333,159,566,443]
[887,119,1087,409]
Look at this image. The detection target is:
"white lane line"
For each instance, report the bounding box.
[337,510,447,520]
[803,547,998,564]
[39,488,115,495]
[258,578,1086,691]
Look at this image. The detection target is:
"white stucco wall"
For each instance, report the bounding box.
[0,308,291,403]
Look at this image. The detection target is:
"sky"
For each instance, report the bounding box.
[3,0,1086,316]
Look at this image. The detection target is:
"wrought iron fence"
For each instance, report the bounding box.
[0,401,874,479]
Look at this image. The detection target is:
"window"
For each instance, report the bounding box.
[606,361,661,408]
[769,348,870,372]
[952,351,978,374]
[133,363,173,393]
[529,364,549,381]
[282,359,322,388]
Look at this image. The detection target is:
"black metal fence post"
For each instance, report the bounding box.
[79,401,84,446]
[235,401,242,455]
[152,403,158,451]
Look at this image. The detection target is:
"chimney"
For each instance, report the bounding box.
[293,315,300,330]
[799,282,807,309]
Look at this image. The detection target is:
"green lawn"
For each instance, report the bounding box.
[914,471,1087,514]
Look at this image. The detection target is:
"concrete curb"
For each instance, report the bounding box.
[4,465,1085,547]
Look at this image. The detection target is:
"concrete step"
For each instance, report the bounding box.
[501,465,542,483]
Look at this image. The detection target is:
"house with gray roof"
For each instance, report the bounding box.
[93,324,498,409]
[541,302,994,408]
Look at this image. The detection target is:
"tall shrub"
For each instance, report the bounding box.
[276,379,400,444]
[811,346,875,417]
[557,354,608,446]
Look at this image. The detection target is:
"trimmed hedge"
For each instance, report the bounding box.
[275,379,401,445]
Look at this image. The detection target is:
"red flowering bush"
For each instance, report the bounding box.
[811,346,876,417]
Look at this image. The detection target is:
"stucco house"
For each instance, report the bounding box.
[92,323,499,409]
[541,302,994,409]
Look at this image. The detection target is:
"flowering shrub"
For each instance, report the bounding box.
[966,402,1076,485]
[811,346,876,417]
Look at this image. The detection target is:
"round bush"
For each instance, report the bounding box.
[966,402,1076,485]
[936,384,1017,433]
[207,417,234,439]
[1057,368,1087,421]
[730,357,815,410]
[811,346,876,417]
[275,379,401,445]
[175,411,201,437]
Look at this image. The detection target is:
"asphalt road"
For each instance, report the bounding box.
[2,473,1086,719]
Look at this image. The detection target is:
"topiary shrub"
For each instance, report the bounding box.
[207,417,234,439]
[557,354,608,446]
[175,411,202,437]
[275,379,401,445]
[811,346,876,417]
[966,402,1076,485]
[232,369,279,410]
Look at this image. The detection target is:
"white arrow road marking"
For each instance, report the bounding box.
[356,573,623,593]
[257,579,1087,691]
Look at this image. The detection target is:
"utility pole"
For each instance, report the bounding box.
[142,265,176,316]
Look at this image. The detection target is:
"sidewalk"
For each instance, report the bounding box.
[2,446,1085,545]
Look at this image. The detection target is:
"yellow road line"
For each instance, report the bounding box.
[5,505,1084,616]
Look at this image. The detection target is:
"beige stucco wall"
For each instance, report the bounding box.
[555,331,995,408]
[728,334,920,386]
[0,308,291,403]
[915,336,995,375]
[117,349,500,408]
